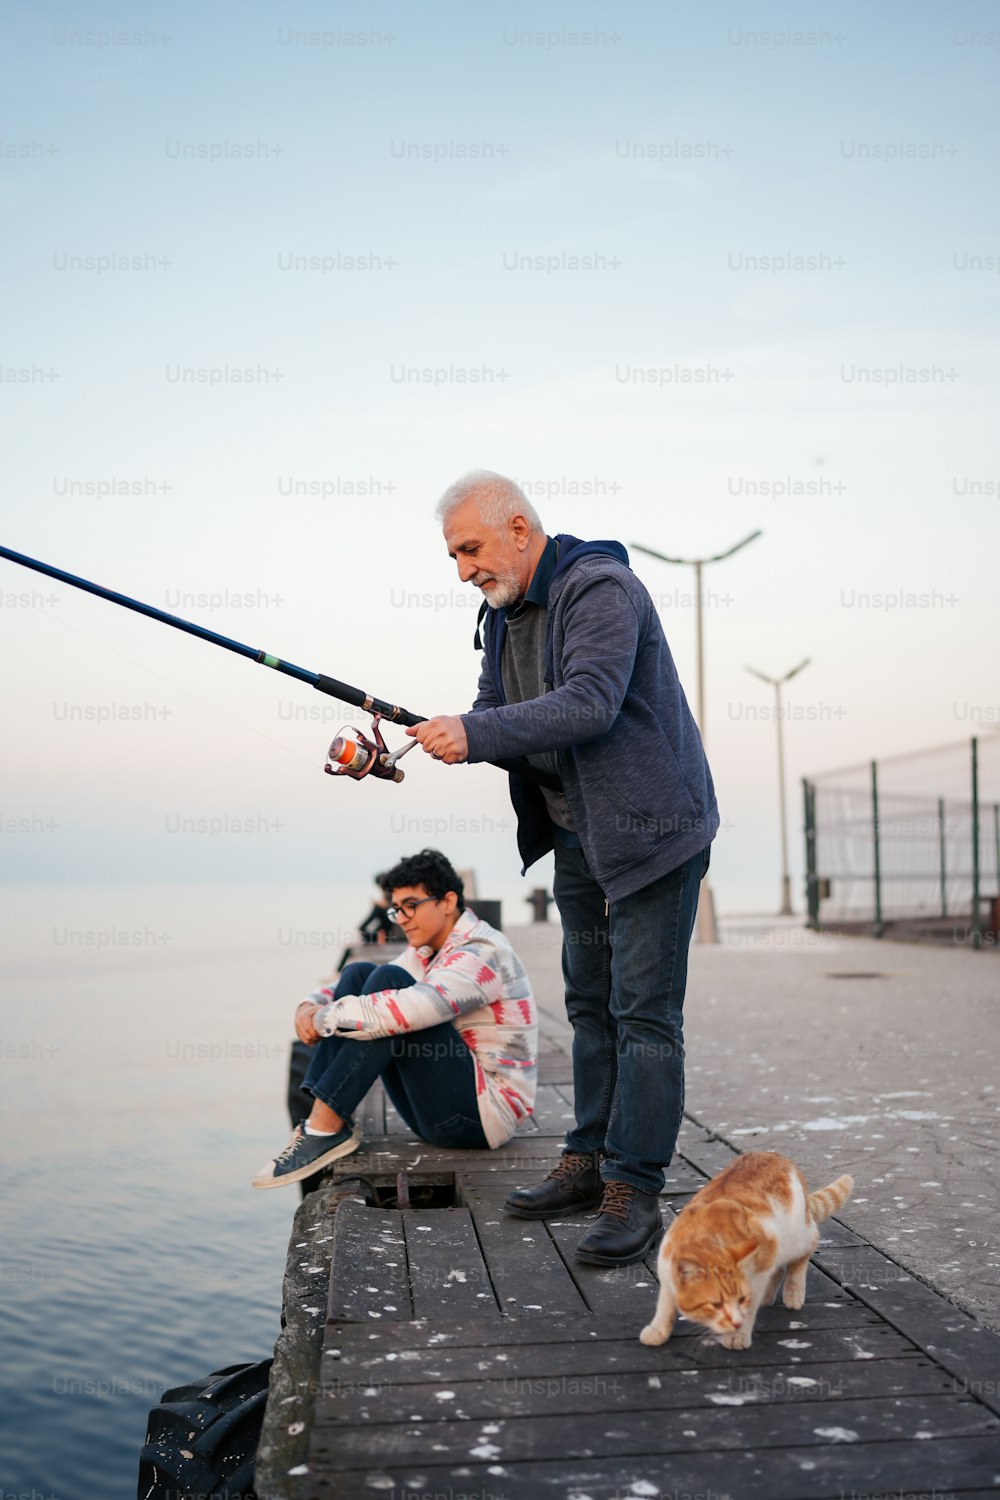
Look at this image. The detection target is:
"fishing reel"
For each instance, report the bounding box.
[325,712,414,785]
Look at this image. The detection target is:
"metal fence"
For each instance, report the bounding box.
[803,736,1000,948]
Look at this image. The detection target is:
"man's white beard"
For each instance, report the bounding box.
[473,570,521,608]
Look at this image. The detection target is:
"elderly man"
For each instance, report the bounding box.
[406,470,719,1266]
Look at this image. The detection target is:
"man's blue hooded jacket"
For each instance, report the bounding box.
[461,534,720,903]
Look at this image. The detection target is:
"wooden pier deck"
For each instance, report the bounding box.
[255,939,1000,1500]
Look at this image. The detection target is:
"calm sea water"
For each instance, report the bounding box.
[0,882,385,1500]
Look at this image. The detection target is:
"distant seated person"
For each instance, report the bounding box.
[358,885,394,945]
[252,848,537,1189]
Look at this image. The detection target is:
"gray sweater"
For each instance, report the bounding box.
[501,598,575,831]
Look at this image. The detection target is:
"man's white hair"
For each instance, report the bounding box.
[435,469,544,533]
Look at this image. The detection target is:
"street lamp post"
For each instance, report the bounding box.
[632,530,762,943]
[745,658,811,916]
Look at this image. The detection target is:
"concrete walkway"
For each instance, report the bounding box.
[508,915,1000,1334]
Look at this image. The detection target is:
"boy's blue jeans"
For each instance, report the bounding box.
[302,960,489,1150]
[553,840,710,1195]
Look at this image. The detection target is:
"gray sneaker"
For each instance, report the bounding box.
[251,1121,360,1189]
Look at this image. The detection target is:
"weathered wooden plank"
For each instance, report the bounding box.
[536,1007,572,1041]
[816,1243,1000,1418]
[329,1142,551,1179]
[534,1065,573,1090]
[451,1148,566,1180]
[460,1179,589,1318]
[676,1127,741,1179]
[665,1310,899,1361]
[321,1295,860,1351]
[535,1058,573,1082]
[543,1216,664,1320]
[455,1169,559,1192]
[452,1170,704,1219]
[313,1391,999,1466]
[521,1081,577,1136]
[326,1200,412,1322]
[402,1207,501,1320]
[661,1159,709,1194]
[298,1436,1000,1500]
[815,1218,870,1248]
[314,1353,954,1427]
[318,1322,918,1389]
[330,1142,446,1178]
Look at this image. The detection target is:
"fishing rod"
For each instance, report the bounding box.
[0,543,560,791]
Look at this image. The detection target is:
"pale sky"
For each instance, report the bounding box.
[2,0,998,914]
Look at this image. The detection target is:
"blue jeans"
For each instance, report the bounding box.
[553,840,710,1194]
[302,961,489,1150]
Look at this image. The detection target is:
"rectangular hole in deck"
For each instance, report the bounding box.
[329,1167,458,1210]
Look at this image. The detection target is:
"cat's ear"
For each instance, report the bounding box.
[733,1238,760,1265]
[674,1257,702,1283]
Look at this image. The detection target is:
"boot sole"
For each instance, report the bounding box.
[504,1194,605,1221]
[251,1130,361,1189]
[574,1221,664,1266]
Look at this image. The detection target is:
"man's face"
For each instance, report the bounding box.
[443,495,530,608]
[388,883,456,950]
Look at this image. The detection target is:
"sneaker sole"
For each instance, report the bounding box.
[251,1130,361,1189]
[504,1194,605,1221]
[573,1221,664,1267]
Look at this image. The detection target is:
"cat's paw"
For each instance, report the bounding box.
[719,1329,752,1350]
[782,1282,806,1310]
[640,1323,669,1346]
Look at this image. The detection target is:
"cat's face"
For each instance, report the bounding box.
[672,1251,754,1336]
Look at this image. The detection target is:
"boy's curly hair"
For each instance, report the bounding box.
[379,848,466,913]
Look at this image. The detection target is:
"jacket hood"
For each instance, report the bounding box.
[552,534,630,579]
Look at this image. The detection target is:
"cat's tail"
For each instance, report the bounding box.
[808,1173,854,1222]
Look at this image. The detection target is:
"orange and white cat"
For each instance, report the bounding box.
[640,1151,853,1351]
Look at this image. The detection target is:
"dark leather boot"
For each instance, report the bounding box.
[504,1150,605,1220]
[574,1180,663,1265]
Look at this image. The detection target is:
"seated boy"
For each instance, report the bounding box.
[252,848,537,1188]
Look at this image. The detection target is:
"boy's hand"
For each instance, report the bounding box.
[295,1002,322,1045]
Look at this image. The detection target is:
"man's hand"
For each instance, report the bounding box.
[406,715,469,764]
[295,1001,322,1045]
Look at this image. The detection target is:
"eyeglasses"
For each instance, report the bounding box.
[387,896,439,923]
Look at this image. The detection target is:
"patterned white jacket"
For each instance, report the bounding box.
[310,909,537,1149]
